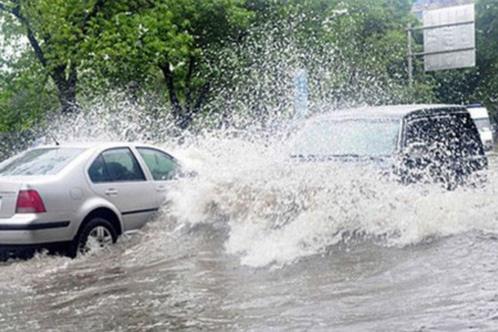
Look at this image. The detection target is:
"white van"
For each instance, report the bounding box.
[467,105,494,151]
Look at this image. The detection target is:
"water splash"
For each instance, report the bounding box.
[163,134,498,267]
[8,13,495,269]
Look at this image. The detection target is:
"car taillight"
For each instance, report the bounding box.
[16,190,46,213]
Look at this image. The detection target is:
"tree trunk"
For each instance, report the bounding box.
[51,65,79,114]
[160,62,184,122]
[159,60,210,129]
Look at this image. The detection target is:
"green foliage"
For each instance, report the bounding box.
[0,0,497,132]
[0,55,58,132]
[474,0,498,115]
[0,0,253,128]
[81,1,253,102]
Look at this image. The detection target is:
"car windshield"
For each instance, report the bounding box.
[0,147,85,176]
[292,118,400,157]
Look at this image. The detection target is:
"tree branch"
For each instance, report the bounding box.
[26,28,47,66]
[0,2,47,67]
[2,0,79,113]
[0,1,18,16]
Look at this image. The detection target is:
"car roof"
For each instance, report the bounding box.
[33,141,158,151]
[310,104,465,121]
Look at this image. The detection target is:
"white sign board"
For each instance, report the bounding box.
[423,4,475,71]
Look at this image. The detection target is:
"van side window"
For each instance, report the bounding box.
[137,147,177,181]
[89,148,146,183]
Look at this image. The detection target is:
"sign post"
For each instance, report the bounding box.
[407,4,476,85]
[407,23,413,88]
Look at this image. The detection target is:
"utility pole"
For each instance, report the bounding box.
[407,23,413,89]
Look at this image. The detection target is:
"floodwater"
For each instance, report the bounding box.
[1,137,498,331]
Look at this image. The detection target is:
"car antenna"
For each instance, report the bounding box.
[47,132,60,146]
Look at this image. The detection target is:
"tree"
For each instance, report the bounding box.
[0,0,107,113]
[474,0,498,115]
[82,0,253,128]
[0,56,57,132]
[233,0,435,108]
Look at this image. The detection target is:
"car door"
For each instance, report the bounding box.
[88,147,158,232]
[136,147,178,206]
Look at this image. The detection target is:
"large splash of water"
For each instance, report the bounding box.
[14,15,497,269]
[33,100,498,268]
[160,133,498,267]
[16,91,495,268]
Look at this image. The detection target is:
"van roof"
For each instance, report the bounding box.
[310,104,465,121]
[467,107,489,119]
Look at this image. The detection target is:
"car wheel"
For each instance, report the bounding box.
[70,217,118,257]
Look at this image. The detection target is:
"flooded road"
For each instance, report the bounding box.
[1,139,498,331]
[1,226,498,331]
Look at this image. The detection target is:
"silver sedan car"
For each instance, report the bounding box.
[0,142,179,259]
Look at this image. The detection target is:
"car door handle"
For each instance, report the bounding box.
[105,189,118,196]
[156,185,167,192]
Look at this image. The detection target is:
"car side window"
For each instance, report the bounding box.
[89,148,146,183]
[137,147,177,181]
[88,155,112,183]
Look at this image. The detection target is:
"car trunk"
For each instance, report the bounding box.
[0,180,23,218]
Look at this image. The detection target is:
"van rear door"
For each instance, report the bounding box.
[404,111,485,160]
[401,109,487,186]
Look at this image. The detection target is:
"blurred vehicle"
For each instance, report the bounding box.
[0,142,179,260]
[290,105,487,188]
[467,104,494,151]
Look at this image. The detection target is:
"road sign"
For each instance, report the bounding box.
[293,69,309,118]
[422,4,475,71]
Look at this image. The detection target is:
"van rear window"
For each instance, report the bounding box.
[0,148,84,176]
[404,113,483,157]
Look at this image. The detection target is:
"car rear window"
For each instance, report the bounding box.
[0,148,85,176]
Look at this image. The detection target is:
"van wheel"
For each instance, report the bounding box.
[69,217,118,257]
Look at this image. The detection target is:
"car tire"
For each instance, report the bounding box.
[68,217,118,258]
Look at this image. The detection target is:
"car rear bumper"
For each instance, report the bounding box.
[0,214,73,245]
